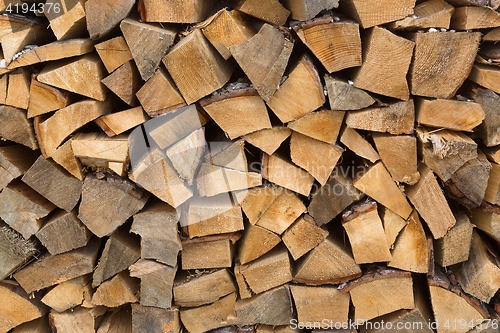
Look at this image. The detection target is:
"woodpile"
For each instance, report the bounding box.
[4,0,500,332]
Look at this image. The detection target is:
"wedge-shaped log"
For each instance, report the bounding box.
[121,18,177,81]
[287,110,344,145]
[282,215,328,260]
[101,61,141,106]
[132,304,179,333]
[345,100,415,135]
[27,76,71,119]
[44,0,86,40]
[229,24,293,102]
[239,186,282,225]
[451,6,500,30]
[472,88,500,147]
[14,237,100,294]
[409,31,481,99]
[353,27,414,100]
[284,0,338,21]
[22,156,82,213]
[387,0,454,30]
[138,0,215,23]
[267,54,325,123]
[92,271,139,307]
[434,211,474,267]
[340,0,416,28]
[130,259,177,309]
[342,201,392,264]
[86,0,134,38]
[243,127,292,155]
[51,140,84,181]
[166,128,205,186]
[163,29,234,104]
[78,173,149,237]
[239,223,281,264]
[262,154,315,197]
[340,127,380,163]
[0,223,38,281]
[181,233,238,270]
[96,107,148,137]
[95,36,133,73]
[382,207,408,250]
[485,162,500,205]
[5,68,30,109]
[41,275,90,313]
[469,209,500,244]
[0,144,38,191]
[325,75,374,111]
[469,64,500,97]
[233,0,290,25]
[49,307,98,333]
[181,293,236,333]
[0,106,37,150]
[406,164,456,239]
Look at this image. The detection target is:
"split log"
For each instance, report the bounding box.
[9,39,94,70]
[138,0,215,23]
[49,307,96,333]
[35,209,91,256]
[417,127,478,181]
[308,167,364,226]
[456,231,500,303]
[97,306,132,333]
[469,64,500,97]
[342,201,392,264]
[284,0,339,21]
[166,128,205,186]
[131,304,179,333]
[200,85,272,139]
[388,210,428,273]
[94,36,134,73]
[0,222,38,281]
[202,9,257,60]
[294,236,361,284]
[95,107,148,137]
[37,54,107,101]
[239,186,282,225]
[485,146,500,164]
[406,164,456,239]
[0,76,6,103]
[0,144,38,190]
[434,211,474,267]
[92,271,139,307]
[135,67,185,117]
[181,293,236,333]
[181,233,239,270]
[78,173,149,237]
[51,140,84,181]
[324,75,374,111]
[353,27,414,100]
[340,127,380,163]
[11,316,51,333]
[409,31,481,99]
[353,161,413,219]
[292,14,361,73]
[340,0,416,28]
[339,269,414,322]
[120,18,177,81]
[131,199,180,266]
[239,223,281,264]
[484,162,500,205]
[92,224,141,287]
[471,88,500,147]
[40,275,90,312]
[173,269,236,307]
[254,188,306,234]
[0,180,55,239]
[451,6,500,29]
[13,237,100,294]
[345,100,415,135]
[0,106,38,150]
[101,61,141,106]
[229,24,293,102]
[381,207,408,249]
[290,285,350,325]
[287,110,344,145]
[261,154,315,197]
[0,281,47,333]
[233,0,290,25]
[129,259,177,309]
[27,76,71,119]
[469,209,500,243]
[387,0,454,30]
[415,97,485,132]
[267,54,325,123]
[290,132,343,186]
[5,68,30,109]
[85,0,135,38]
[282,214,328,260]
[197,164,260,197]
[44,0,86,40]
[163,29,234,104]
[1,21,51,65]
[243,127,292,155]
[373,133,420,185]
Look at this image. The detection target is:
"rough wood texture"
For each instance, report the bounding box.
[353,27,414,100]
[325,75,375,111]
[0,222,38,281]
[345,100,415,135]
[181,293,236,333]
[292,15,361,73]
[282,215,328,260]
[92,271,139,307]
[434,211,474,267]
[387,0,454,30]
[120,18,177,81]
[308,168,364,225]
[181,233,238,270]
[202,9,256,60]
[373,133,419,185]
[35,209,91,256]
[44,0,86,40]
[485,161,500,205]
[13,237,100,294]
[38,54,107,101]
[353,162,413,219]
[472,88,500,147]
[35,99,112,158]
[95,107,148,137]
[78,173,149,237]
[101,61,141,106]
[131,200,180,266]
[267,54,325,123]
[284,0,339,21]
[409,31,481,99]
[287,110,344,145]
[239,223,281,264]
[406,164,456,239]
[416,97,485,132]
[138,0,214,23]
[381,207,409,249]
[163,29,234,104]
[51,140,84,181]
[27,76,71,119]
[229,24,293,102]
[233,0,290,25]
[340,127,380,163]
[167,128,205,186]
[86,0,135,38]
[0,106,38,150]
[5,68,30,109]
[243,127,292,155]
[451,6,500,29]
[342,201,392,264]
[95,36,134,73]
[0,144,38,190]
[129,259,176,309]
[41,275,90,312]
[340,0,416,28]
[132,304,179,333]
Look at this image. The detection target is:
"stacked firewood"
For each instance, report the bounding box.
[3,0,500,332]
